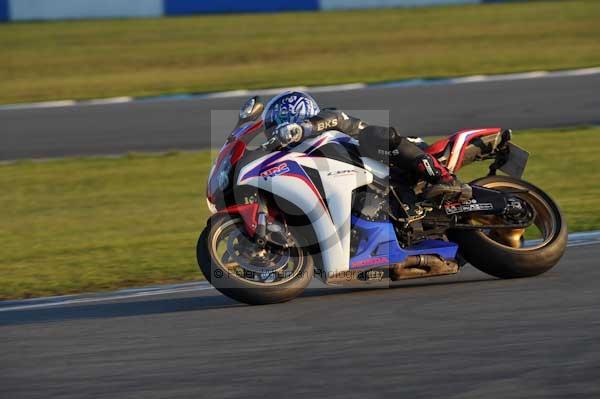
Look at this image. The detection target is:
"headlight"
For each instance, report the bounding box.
[217,169,230,190]
[216,154,233,191]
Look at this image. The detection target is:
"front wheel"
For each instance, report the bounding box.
[197,214,313,305]
[448,176,567,279]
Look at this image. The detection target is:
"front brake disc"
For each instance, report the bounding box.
[226,230,290,274]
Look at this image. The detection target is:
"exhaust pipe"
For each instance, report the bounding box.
[390,255,458,280]
[325,255,459,284]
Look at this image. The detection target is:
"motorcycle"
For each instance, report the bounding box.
[197,96,567,305]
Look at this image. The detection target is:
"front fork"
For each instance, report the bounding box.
[254,194,269,246]
[218,192,291,250]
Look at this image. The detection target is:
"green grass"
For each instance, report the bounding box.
[1,0,600,104]
[1,127,599,300]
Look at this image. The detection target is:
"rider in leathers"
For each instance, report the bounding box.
[265,92,471,201]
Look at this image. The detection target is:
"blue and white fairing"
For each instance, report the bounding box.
[349,217,457,270]
[237,130,458,282]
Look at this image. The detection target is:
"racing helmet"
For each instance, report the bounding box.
[263,91,320,130]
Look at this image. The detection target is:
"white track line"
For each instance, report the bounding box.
[1,67,598,112]
[1,230,599,313]
[0,284,213,313]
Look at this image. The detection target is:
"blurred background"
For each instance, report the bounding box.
[1,0,599,300]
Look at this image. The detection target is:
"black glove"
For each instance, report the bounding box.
[262,122,303,151]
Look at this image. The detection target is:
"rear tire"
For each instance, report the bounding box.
[449,176,567,279]
[197,214,313,305]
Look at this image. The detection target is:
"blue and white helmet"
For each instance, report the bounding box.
[263,91,320,129]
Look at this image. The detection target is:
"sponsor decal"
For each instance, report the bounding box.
[316,118,338,131]
[445,199,494,215]
[351,256,389,269]
[422,158,435,178]
[260,163,290,179]
[377,148,400,156]
[358,269,386,281]
[327,169,356,177]
[365,270,385,280]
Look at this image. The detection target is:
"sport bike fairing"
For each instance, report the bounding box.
[237,131,459,282]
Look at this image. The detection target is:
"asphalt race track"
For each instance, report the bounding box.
[1,244,599,398]
[2,72,600,160]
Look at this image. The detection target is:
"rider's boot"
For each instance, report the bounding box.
[414,154,472,201]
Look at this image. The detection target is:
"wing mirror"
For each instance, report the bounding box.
[239,96,264,122]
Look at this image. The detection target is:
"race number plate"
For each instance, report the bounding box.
[500,143,529,178]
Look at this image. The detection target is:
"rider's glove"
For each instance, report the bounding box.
[274,122,304,147]
[263,122,304,150]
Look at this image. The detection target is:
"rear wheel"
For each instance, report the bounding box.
[449,176,567,279]
[197,214,313,305]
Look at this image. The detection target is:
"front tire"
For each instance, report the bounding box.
[197,214,313,305]
[449,176,567,279]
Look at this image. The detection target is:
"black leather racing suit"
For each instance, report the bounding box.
[298,109,446,179]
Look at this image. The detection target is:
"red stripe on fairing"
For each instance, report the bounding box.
[454,129,501,171]
[447,129,481,171]
[306,136,328,154]
[297,137,328,159]
[448,128,501,172]
[426,138,451,156]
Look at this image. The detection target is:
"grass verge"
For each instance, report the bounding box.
[1,0,600,104]
[1,127,599,300]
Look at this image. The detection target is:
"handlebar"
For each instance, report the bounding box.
[261,135,281,152]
